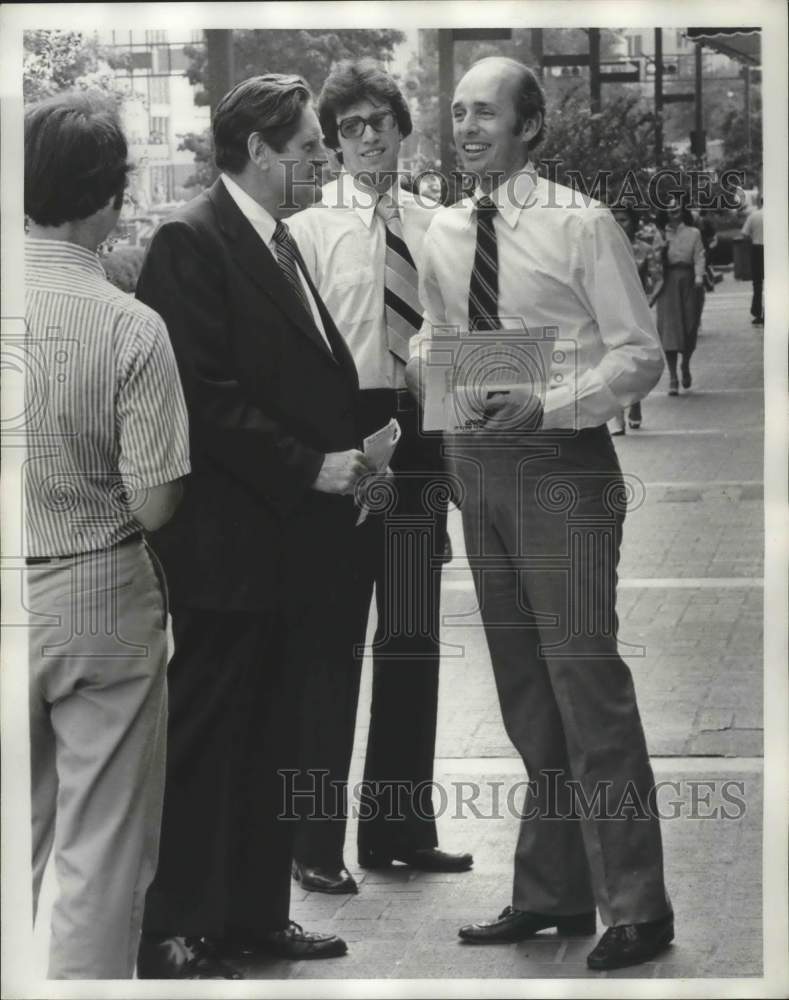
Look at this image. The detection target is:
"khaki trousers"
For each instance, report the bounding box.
[28,539,168,978]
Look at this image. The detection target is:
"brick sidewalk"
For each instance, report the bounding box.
[260,273,764,981]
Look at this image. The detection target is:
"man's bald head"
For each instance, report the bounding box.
[459,57,546,146]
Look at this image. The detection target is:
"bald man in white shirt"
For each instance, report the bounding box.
[408,57,673,971]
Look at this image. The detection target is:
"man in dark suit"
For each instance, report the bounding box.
[134,74,373,979]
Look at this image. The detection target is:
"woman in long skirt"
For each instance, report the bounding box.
[653,199,705,395]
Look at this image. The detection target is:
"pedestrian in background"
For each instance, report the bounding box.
[652,197,705,395]
[741,196,764,326]
[609,206,660,433]
[24,91,190,978]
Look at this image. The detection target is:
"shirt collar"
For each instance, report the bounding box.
[25,237,106,278]
[335,169,408,229]
[464,162,539,230]
[221,173,276,244]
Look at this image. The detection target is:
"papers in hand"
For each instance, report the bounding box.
[420,326,559,433]
[355,417,402,526]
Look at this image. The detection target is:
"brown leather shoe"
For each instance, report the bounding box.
[225,922,347,960]
[292,859,358,894]
[459,906,596,943]
[359,846,473,872]
[137,935,243,979]
[586,915,674,970]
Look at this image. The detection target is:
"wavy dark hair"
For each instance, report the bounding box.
[213,74,312,173]
[25,91,129,227]
[318,58,412,155]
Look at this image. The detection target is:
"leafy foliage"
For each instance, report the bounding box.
[23,30,120,104]
[185,29,406,105]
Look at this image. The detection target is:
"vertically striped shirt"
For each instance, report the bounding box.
[24,238,191,557]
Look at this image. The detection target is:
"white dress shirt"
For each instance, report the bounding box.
[220,173,332,351]
[415,165,665,430]
[741,208,763,246]
[288,172,438,389]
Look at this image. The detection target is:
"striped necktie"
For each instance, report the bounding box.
[468,196,500,331]
[376,194,422,363]
[272,220,312,319]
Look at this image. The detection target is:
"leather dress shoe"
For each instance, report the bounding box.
[459,906,596,943]
[292,859,358,894]
[359,846,473,872]
[222,922,347,960]
[137,934,243,979]
[586,914,674,970]
[681,366,692,389]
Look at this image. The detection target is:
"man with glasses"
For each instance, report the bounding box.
[288,59,472,895]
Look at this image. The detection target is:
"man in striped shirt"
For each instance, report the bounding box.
[23,92,190,979]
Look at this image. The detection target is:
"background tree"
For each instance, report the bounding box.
[23,29,127,104]
[180,28,405,185]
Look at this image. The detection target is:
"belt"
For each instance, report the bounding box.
[25,531,143,566]
[359,387,417,412]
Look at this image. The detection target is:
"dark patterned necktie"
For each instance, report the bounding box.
[272,219,312,319]
[376,194,422,363]
[468,196,500,331]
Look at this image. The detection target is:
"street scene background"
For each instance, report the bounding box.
[13,11,778,990]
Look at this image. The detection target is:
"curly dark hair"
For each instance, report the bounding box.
[318,58,412,154]
[25,91,130,227]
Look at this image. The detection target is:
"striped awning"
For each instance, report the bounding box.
[685,28,761,66]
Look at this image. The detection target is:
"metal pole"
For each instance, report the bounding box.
[589,28,601,114]
[744,65,752,167]
[437,29,455,196]
[654,28,663,166]
[694,41,703,161]
[532,27,544,78]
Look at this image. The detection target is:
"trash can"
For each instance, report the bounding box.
[732,236,752,281]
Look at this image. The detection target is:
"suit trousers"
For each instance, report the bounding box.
[28,539,168,978]
[141,607,295,939]
[293,392,447,865]
[448,425,672,926]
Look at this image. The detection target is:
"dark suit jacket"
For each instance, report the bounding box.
[135,178,361,610]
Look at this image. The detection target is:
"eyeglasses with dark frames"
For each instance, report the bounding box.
[338,109,397,140]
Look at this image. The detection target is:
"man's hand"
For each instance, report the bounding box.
[312,449,373,495]
[481,388,543,433]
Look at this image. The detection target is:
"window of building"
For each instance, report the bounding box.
[130,50,152,71]
[149,116,169,145]
[149,76,170,103]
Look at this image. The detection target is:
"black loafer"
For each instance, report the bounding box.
[359,846,473,872]
[224,922,348,960]
[459,906,596,943]
[586,915,674,970]
[137,934,243,979]
[292,859,358,894]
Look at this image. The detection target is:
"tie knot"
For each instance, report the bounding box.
[376,194,400,224]
[474,196,498,219]
[273,219,290,245]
